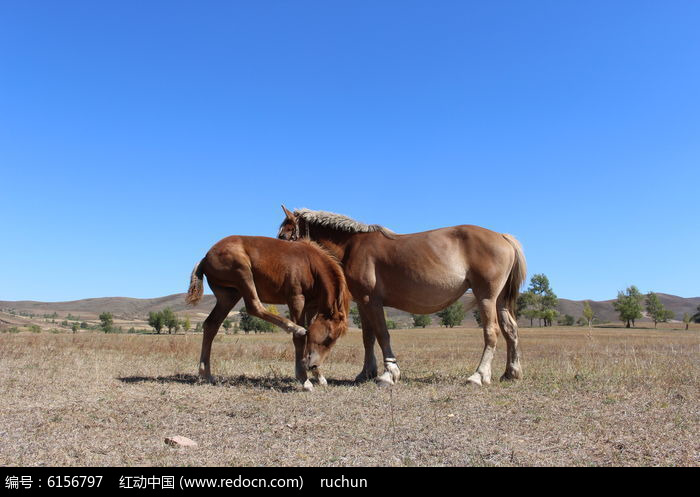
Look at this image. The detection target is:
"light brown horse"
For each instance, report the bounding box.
[278,206,526,387]
[185,235,350,391]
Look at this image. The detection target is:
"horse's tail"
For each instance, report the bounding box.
[185,258,205,306]
[501,234,527,314]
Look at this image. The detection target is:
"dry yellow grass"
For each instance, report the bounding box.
[0,326,697,466]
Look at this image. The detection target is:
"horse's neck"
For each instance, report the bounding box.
[306,224,352,261]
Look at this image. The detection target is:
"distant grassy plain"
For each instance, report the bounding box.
[0,324,697,466]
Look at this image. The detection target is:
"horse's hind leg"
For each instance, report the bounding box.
[467,296,499,387]
[198,285,240,382]
[497,304,522,381]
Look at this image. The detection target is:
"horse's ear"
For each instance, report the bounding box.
[281,204,295,222]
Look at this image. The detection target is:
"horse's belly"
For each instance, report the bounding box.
[380,270,469,314]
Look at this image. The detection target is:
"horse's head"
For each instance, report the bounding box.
[278,205,300,241]
[304,308,348,370]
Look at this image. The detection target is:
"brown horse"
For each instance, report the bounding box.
[278,206,526,387]
[185,235,350,391]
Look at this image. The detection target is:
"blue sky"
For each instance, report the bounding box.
[1,1,698,302]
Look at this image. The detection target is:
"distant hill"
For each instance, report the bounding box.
[0,294,218,319]
[1,292,698,326]
[555,293,700,324]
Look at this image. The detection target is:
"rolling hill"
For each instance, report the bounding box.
[1,292,698,327]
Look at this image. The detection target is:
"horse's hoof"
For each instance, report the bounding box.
[376,372,395,387]
[354,370,378,383]
[466,373,483,387]
[500,372,520,382]
[302,379,314,392]
[198,374,216,385]
[317,376,328,387]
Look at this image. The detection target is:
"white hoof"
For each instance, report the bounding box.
[376,371,395,387]
[385,362,401,383]
[317,375,328,387]
[302,379,314,392]
[466,373,483,387]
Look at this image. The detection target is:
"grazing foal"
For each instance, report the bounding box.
[185,236,350,391]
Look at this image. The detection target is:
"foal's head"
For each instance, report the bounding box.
[305,306,348,370]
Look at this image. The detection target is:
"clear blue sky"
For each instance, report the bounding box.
[1,1,698,302]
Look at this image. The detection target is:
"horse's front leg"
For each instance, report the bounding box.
[354,324,379,382]
[358,302,400,386]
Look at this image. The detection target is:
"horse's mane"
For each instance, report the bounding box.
[298,238,341,264]
[295,208,396,239]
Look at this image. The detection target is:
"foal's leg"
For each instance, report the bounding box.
[234,266,307,336]
[467,296,499,387]
[288,295,314,392]
[302,305,328,388]
[198,286,240,382]
[497,304,522,381]
[358,302,400,386]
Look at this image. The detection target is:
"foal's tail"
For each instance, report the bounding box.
[501,234,527,314]
[185,259,205,306]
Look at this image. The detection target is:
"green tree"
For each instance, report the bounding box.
[613,285,643,328]
[386,320,398,330]
[541,308,558,327]
[161,308,179,334]
[691,305,700,323]
[71,322,79,333]
[239,307,275,333]
[99,312,114,333]
[148,311,164,334]
[222,318,233,332]
[582,301,594,328]
[515,293,529,319]
[437,301,465,328]
[526,274,558,327]
[239,308,255,333]
[522,308,539,327]
[558,314,575,326]
[682,313,691,330]
[645,292,674,328]
[472,309,482,327]
[181,316,191,332]
[350,306,362,328]
[412,314,431,328]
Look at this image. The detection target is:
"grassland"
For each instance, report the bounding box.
[0,325,697,466]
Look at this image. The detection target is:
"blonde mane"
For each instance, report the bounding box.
[295,208,396,238]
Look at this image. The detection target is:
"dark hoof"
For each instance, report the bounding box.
[198,375,217,385]
[354,370,378,383]
[500,371,521,382]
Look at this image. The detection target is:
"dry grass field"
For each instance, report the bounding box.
[0,325,698,467]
